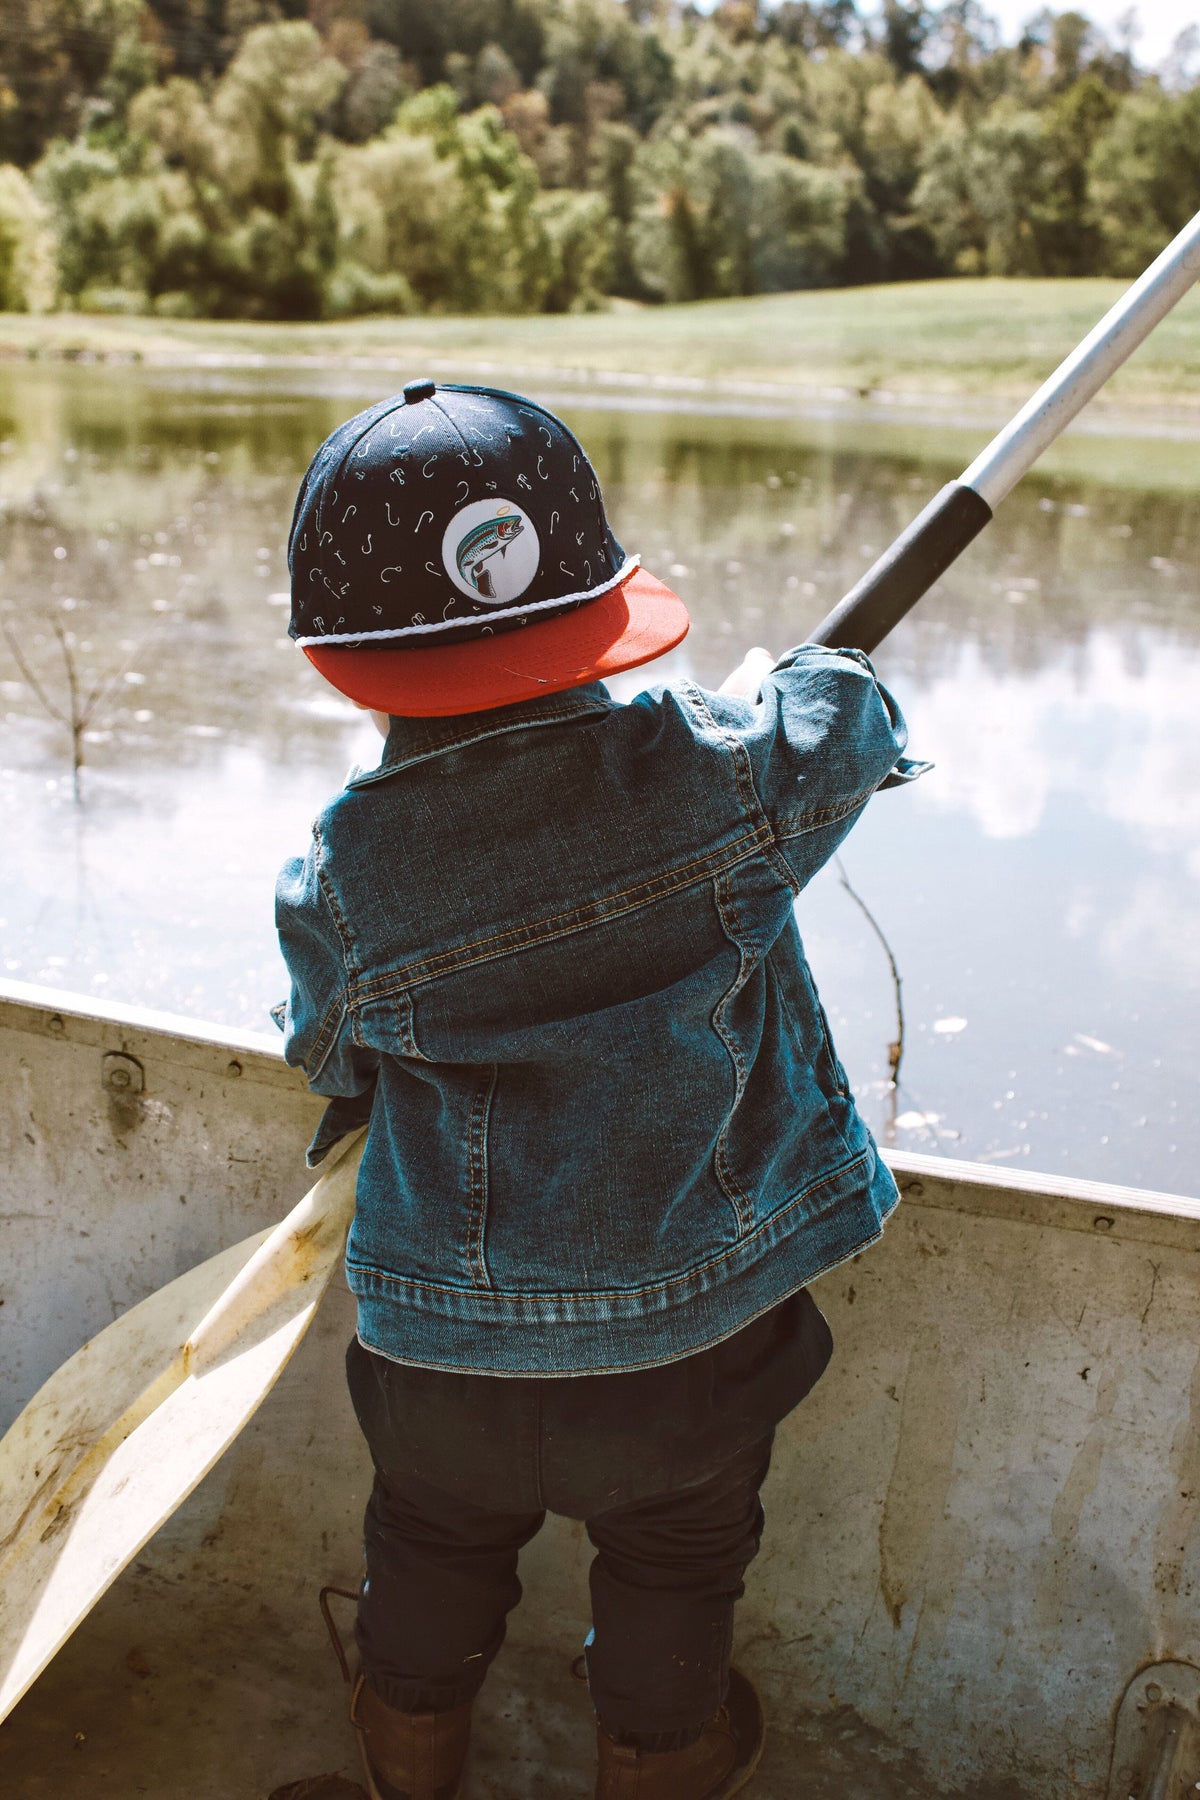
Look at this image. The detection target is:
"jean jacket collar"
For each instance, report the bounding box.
[346,684,616,787]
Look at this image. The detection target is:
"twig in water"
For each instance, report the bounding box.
[834,855,905,1107]
[51,618,87,801]
[2,612,159,802]
[2,619,68,728]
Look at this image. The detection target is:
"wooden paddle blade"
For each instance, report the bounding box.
[0,1139,362,1726]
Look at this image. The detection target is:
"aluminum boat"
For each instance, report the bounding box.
[1,979,1197,1798]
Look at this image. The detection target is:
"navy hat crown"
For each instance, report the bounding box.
[288,383,634,650]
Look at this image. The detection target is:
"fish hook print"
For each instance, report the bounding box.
[443,498,540,605]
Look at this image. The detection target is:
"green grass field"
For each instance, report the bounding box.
[3,279,1200,415]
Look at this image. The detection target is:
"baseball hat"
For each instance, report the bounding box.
[287,380,690,717]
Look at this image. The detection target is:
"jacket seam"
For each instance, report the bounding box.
[775,789,877,840]
[345,1147,869,1304]
[815,999,851,1101]
[467,1065,497,1290]
[306,988,349,1079]
[679,682,877,886]
[710,872,755,1234]
[348,826,773,999]
[306,823,358,1078]
[681,683,766,828]
[683,682,779,847]
[313,825,357,971]
[347,697,613,784]
[391,989,425,1060]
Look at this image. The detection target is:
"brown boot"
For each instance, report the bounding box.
[350,1673,471,1800]
[595,1668,765,1799]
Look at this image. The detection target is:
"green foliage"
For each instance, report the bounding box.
[36,23,347,316]
[335,85,607,313]
[0,163,56,309]
[752,154,857,290]
[532,187,613,311]
[1089,87,1200,274]
[0,0,160,165]
[631,128,852,301]
[211,22,347,210]
[914,105,1052,275]
[9,0,1200,318]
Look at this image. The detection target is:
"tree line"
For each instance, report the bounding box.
[1,0,1198,319]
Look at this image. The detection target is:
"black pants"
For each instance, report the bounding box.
[346,1290,832,1749]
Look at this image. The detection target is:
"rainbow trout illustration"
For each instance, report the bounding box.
[455,511,524,599]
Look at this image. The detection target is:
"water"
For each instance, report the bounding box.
[1,362,1197,1194]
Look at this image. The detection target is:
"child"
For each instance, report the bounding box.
[275,380,921,1800]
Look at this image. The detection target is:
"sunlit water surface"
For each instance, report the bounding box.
[1,362,1197,1194]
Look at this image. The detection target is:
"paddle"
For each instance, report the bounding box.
[807,207,1200,653]
[2,208,1200,1729]
[0,1129,364,1726]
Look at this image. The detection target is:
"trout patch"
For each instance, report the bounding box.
[442,498,540,605]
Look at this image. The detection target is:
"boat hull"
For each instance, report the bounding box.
[1,981,1198,1797]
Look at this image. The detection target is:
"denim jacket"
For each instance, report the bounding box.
[276,645,922,1375]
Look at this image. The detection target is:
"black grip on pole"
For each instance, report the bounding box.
[806,481,993,653]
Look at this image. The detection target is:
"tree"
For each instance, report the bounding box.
[631,128,755,302]
[0,0,161,166]
[856,71,942,276]
[913,103,1050,274]
[1089,85,1200,273]
[212,20,345,211]
[630,125,851,300]
[590,119,641,295]
[331,35,411,142]
[37,22,347,315]
[532,186,613,309]
[878,1,934,77]
[771,3,860,52]
[13,0,1200,318]
[0,163,56,307]
[751,152,856,289]
[334,85,556,311]
[1037,72,1116,271]
[923,0,1000,102]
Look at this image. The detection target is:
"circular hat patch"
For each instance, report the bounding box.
[442,497,541,606]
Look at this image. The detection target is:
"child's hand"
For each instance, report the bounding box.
[718,646,777,699]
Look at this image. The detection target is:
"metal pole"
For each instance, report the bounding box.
[808,209,1200,654]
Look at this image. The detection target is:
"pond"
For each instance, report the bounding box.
[1,360,1197,1195]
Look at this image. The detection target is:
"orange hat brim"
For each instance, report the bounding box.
[302,564,690,718]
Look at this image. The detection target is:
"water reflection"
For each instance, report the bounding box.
[0,363,1196,1193]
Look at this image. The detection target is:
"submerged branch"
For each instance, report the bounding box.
[2,611,163,805]
[1,620,69,728]
[834,855,905,1098]
[49,618,85,801]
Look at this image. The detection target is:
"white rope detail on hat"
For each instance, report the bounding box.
[293,556,641,647]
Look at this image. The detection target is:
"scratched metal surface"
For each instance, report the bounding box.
[1,984,1197,1797]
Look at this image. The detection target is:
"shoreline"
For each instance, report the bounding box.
[3,276,1200,436]
[6,340,1200,445]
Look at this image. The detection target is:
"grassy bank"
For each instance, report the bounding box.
[2,279,1200,415]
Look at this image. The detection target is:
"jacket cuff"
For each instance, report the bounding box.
[879,756,933,789]
[306,1084,376,1167]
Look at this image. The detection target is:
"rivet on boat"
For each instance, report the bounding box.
[102,1053,144,1096]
